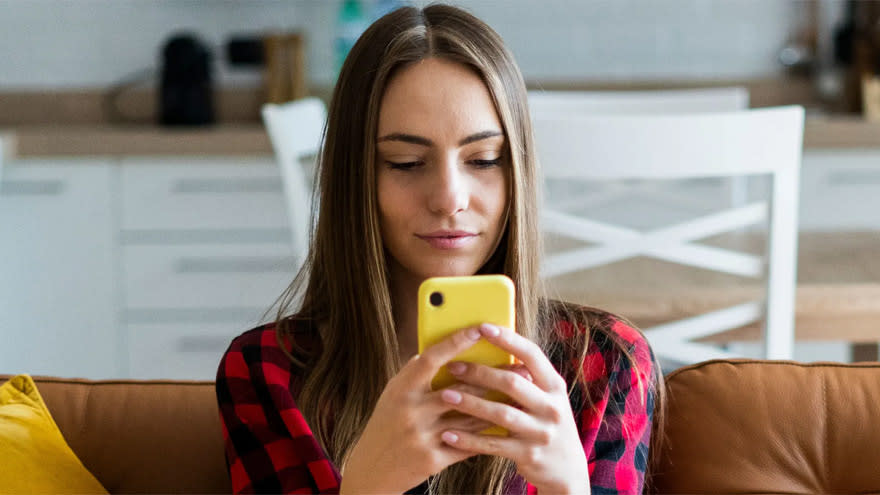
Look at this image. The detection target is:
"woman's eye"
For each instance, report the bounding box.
[386,160,423,170]
[470,158,501,168]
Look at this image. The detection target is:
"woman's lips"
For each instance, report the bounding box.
[416,232,478,250]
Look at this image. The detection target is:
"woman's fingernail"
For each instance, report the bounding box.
[441,389,462,404]
[447,361,466,375]
[480,324,501,337]
[466,327,481,340]
[441,431,459,444]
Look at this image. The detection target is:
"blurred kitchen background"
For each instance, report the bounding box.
[2,0,880,379]
[0,1,836,91]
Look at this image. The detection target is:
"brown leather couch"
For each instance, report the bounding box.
[5,359,880,494]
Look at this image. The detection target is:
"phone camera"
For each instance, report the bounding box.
[429,291,444,307]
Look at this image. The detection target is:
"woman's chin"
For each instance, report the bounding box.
[417,261,482,279]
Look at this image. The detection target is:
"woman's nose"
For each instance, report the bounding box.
[427,158,469,215]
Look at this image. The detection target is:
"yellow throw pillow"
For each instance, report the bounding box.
[0,374,108,494]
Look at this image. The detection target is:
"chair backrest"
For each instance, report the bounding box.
[533,106,805,364]
[261,98,326,263]
[529,87,753,216]
[528,86,749,115]
[534,106,802,179]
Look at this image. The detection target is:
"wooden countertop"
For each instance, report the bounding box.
[3,114,879,158]
[6,124,271,157]
[547,231,880,343]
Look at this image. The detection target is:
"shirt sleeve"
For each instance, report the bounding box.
[580,321,656,495]
[216,328,342,494]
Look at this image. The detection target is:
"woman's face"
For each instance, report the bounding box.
[376,57,508,284]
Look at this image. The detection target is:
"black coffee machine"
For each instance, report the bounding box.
[159,33,215,126]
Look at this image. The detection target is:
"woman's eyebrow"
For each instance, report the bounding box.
[377,133,432,146]
[459,130,503,146]
[376,130,503,147]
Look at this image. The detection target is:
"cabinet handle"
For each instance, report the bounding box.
[121,228,291,245]
[177,335,233,353]
[174,256,296,273]
[0,180,65,196]
[828,170,880,185]
[125,307,264,324]
[170,178,282,194]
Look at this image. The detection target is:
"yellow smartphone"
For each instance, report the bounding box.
[418,275,515,436]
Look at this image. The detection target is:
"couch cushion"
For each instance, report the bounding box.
[0,375,108,494]
[651,359,880,494]
[0,375,230,494]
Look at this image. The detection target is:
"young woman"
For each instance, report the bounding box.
[216,4,662,494]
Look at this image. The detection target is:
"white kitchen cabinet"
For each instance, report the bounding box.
[123,244,295,311]
[121,243,296,379]
[121,158,290,232]
[0,158,118,379]
[1,155,298,380]
[127,322,249,380]
[118,156,295,379]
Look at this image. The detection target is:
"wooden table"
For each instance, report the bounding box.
[546,231,880,356]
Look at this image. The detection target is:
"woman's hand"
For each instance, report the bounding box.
[438,323,590,495]
[340,326,496,495]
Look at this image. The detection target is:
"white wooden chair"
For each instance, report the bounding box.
[533,106,805,363]
[261,97,326,264]
[529,87,751,210]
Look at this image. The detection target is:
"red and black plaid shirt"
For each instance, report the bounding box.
[216,314,655,494]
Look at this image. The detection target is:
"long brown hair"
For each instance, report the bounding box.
[272,4,663,494]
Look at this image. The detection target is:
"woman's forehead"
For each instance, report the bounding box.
[377,58,503,142]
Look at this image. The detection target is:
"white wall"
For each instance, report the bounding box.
[0,0,803,90]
